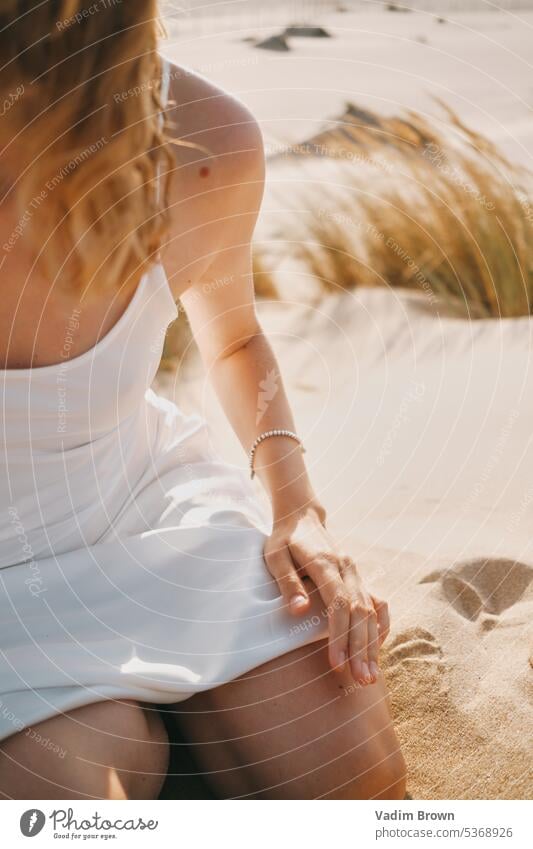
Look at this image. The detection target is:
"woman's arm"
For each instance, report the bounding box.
[165,69,389,687]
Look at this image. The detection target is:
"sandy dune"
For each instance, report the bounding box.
[163,3,533,168]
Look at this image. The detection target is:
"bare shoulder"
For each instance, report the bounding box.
[165,59,264,185]
[162,59,265,297]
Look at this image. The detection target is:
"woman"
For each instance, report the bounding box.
[0,2,406,800]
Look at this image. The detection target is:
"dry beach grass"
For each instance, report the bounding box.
[163,102,533,370]
[262,102,533,317]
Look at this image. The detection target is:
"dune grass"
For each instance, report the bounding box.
[269,102,533,318]
[160,102,533,374]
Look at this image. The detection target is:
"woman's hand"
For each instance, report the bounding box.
[263,505,390,687]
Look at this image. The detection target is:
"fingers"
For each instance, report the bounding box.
[339,561,368,684]
[347,599,381,685]
[264,546,310,615]
[325,589,351,671]
[372,595,390,647]
[348,603,370,684]
[305,557,351,671]
[366,607,380,680]
[304,555,372,684]
[316,557,384,687]
[285,535,390,687]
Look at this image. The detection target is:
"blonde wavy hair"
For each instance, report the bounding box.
[0,0,173,295]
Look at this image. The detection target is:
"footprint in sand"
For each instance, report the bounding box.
[420,558,533,627]
[384,626,443,671]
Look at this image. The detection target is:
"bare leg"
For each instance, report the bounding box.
[0,699,169,800]
[167,640,407,799]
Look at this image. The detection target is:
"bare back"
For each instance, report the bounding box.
[0,61,252,370]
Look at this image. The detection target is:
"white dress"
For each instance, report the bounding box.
[0,74,326,744]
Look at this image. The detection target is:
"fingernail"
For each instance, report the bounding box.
[369,661,379,680]
[290,594,308,612]
[361,662,372,684]
[351,659,362,682]
[338,650,347,668]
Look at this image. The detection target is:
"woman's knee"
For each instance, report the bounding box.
[375,747,407,799]
[341,739,407,800]
[176,642,406,800]
[285,711,407,800]
[0,699,170,800]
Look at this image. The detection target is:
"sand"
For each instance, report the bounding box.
[163,2,533,168]
[159,1,533,799]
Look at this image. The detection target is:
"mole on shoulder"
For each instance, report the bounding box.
[199,166,210,178]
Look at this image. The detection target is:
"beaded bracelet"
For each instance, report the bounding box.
[249,429,305,479]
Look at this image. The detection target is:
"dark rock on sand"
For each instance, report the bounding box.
[255,33,290,52]
[284,24,332,38]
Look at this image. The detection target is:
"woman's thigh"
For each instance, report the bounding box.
[168,640,407,799]
[0,699,169,800]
